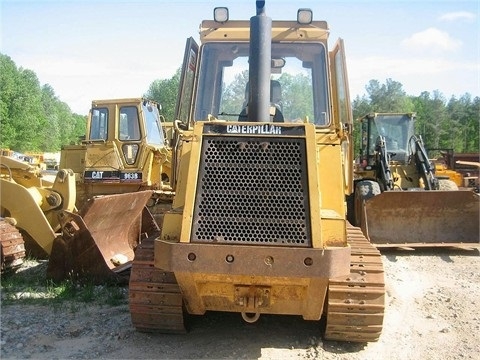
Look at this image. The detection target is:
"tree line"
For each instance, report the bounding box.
[0,54,85,152]
[1,53,478,155]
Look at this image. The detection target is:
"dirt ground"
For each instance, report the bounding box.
[1,247,479,360]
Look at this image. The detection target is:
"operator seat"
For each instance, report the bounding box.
[238,80,284,122]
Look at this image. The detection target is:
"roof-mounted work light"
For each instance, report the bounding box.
[214,7,229,23]
[297,8,313,24]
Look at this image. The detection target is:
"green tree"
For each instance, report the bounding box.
[351,95,374,152]
[352,95,373,120]
[364,78,414,113]
[278,72,313,121]
[39,84,62,151]
[70,113,88,145]
[0,54,18,148]
[8,68,45,151]
[221,69,249,117]
[412,91,448,150]
[144,68,181,121]
[446,94,479,153]
[0,53,87,152]
[466,96,480,152]
[220,71,314,121]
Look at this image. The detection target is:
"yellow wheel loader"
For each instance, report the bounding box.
[129,1,385,342]
[60,98,174,224]
[353,113,479,248]
[0,155,159,283]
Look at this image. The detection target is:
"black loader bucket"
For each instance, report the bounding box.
[47,191,159,284]
[360,190,479,248]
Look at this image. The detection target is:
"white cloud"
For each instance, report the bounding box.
[438,11,476,22]
[10,54,179,114]
[401,27,462,52]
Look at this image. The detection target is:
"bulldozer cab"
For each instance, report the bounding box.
[176,14,350,128]
[86,98,166,163]
[61,98,173,209]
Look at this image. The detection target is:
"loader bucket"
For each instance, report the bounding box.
[360,190,479,248]
[47,191,160,284]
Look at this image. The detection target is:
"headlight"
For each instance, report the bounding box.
[214,7,229,23]
[297,8,313,25]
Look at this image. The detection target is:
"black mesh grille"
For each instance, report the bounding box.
[192,136,311,247]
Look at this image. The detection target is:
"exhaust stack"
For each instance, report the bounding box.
[248,1,272,122]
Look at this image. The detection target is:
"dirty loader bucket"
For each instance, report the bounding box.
[47,191,159,284]
[361,190,479,248]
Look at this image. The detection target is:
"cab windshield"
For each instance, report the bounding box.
[370,114,415,163]
[372,115,414,152]
[194,42,330,126]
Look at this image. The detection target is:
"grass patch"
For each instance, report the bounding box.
[1,258,128,307]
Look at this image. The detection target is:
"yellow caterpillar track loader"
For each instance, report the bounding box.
[60,98,174,224]
[129,1,385,342]
[352,113,479,248]
[0,155,159,283]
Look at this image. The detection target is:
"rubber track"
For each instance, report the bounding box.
[324,223,385,342]
[128,237,186,333]
[0,219,25,272]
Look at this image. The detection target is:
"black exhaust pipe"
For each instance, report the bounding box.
[248,1,272,122]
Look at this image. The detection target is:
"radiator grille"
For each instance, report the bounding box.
[192,136,311,247]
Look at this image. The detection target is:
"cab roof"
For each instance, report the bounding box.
[200,20,329,43]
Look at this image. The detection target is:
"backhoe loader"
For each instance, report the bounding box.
[0,155,159,283]
[128,1,385,342]
[352,113,479,248]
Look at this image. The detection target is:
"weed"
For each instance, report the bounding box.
[79,282,95,303]
[1,259,128,307]
[105,286,128,306]
[46,279,77,300]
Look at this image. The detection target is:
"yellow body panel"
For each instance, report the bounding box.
[200,20,328,42]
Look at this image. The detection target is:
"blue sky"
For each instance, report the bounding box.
[1,0,479,115]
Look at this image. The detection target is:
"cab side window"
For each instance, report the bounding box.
[90,108,108,140]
